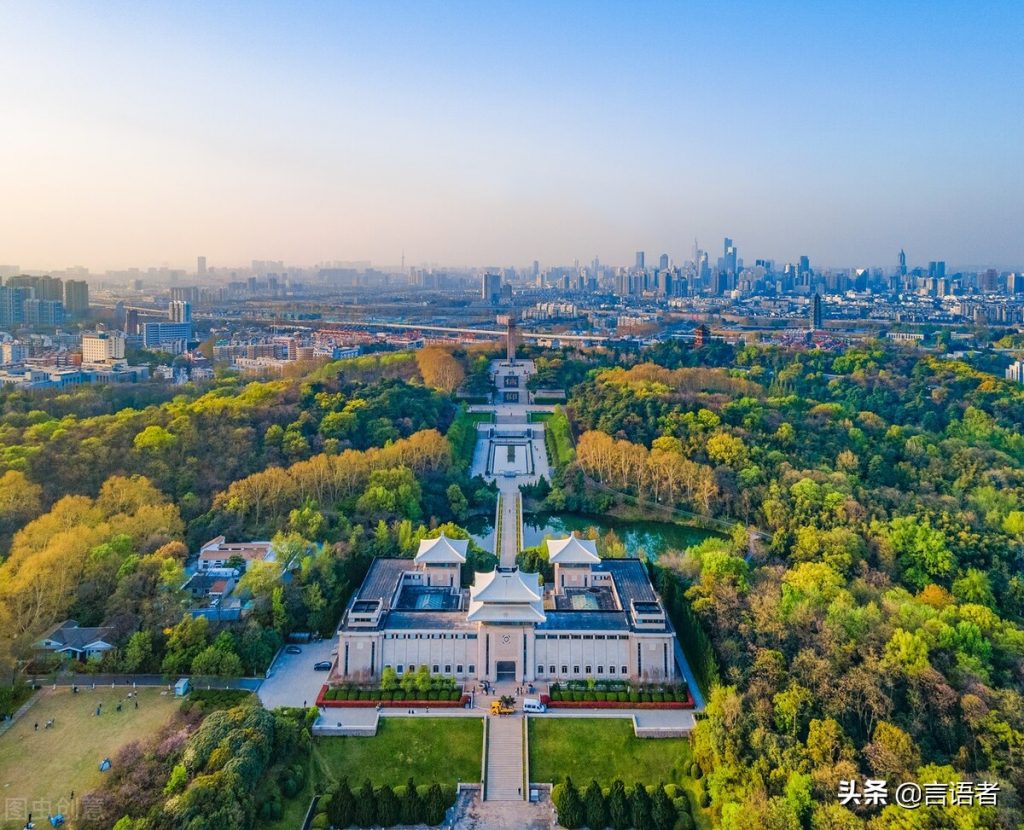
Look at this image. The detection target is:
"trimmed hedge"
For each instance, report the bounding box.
[316,685,469,709]
[541,684,694,709]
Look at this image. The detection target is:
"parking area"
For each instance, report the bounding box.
[257,638,337,709]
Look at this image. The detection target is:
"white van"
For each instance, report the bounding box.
[523,698,546,713]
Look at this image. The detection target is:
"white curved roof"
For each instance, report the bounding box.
[467,568,545,623]
[546,533,600,565]
[415,532,468,564]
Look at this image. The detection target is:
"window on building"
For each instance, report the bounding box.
[561,665,568,674]
[585,665,592,674]
[537,665,544,675]
[468,664,476,673]
[445,665,451,674]
[609,665,616,674]
[456,664,463,674]
[409,665,416,673]
[621,665,628,674]
[433,664,439,673]
[573,665,580,674]
[396,665,404,674]
[597,666,604,674]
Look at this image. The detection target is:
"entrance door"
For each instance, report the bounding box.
[495,660,516,681]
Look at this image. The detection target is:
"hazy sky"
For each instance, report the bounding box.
[1,1,1022,272]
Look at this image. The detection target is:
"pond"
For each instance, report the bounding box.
[464,511,720,560]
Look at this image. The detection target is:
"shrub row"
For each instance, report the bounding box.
[546,690,691,705]
[321,688,463,702]
[180,688,254,714]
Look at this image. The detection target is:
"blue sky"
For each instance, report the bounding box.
[1,1,1021,270]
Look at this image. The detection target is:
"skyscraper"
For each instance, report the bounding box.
[169,300,192,324]
[810,293,823,330]
[898,249,907,276]
[64,279,90,316]
[481,272,502,303]
[635,251,645,271]
[658,253,669,270]
[722,238,737,275]
[197,256,207,277]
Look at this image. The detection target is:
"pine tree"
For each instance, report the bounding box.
[326,778,355,829]
[400,777,421,825]
[608,780,630,830]
[556,776,585,829]
[584,779,607,830]
[355,778,376,827]
[424,782,448,826]
[651,782,676,830]
[376,783,399,827]
[630,781,652,830]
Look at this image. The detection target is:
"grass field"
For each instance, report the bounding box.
[527,411,553,423]
[468,411,495,424]
[315,717,482,788]
[0,687,180,827]
[529,717,711,830]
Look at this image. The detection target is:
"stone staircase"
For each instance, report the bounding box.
[485,715,524,800]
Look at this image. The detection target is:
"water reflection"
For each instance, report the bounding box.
[464,511,719,560]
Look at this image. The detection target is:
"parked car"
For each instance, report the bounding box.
[314,660,332,671]
[285,645,303,654]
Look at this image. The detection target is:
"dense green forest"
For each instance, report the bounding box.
[0,351,495,683]
[538,340,1024,829]
[2,337,1024,828]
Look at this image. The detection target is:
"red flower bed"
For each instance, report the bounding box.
[539,692,695,710]
[315,685,470,709]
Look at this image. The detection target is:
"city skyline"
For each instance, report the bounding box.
[1,1,1023,270]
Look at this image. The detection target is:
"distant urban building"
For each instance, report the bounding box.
[0,342,26,365]
[64,279,90,316]
[82,330,126,363]
[0,286,31,326]
[658,253,669,270]
[694,323,711,347]
[887,331,925,344]
[1006,360,1024,385]
[7,274,63,301]
[481,272,502,304]
[635,251,645,271]
[143,322,192,353]
[24,299,65,327]
[810,293,823,330]
[197,255,207,277]
[168,300,192,324]
[721,238,738,275]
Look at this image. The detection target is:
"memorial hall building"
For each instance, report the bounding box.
[334,532,679,685]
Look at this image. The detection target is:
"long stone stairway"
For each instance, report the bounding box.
[485,714,525,800]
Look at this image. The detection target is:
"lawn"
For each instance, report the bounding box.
[0,687,180,826]
[468,411,495,424]
[527,411,553,423]
[314,717,482,788]
[529,717,711,830]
